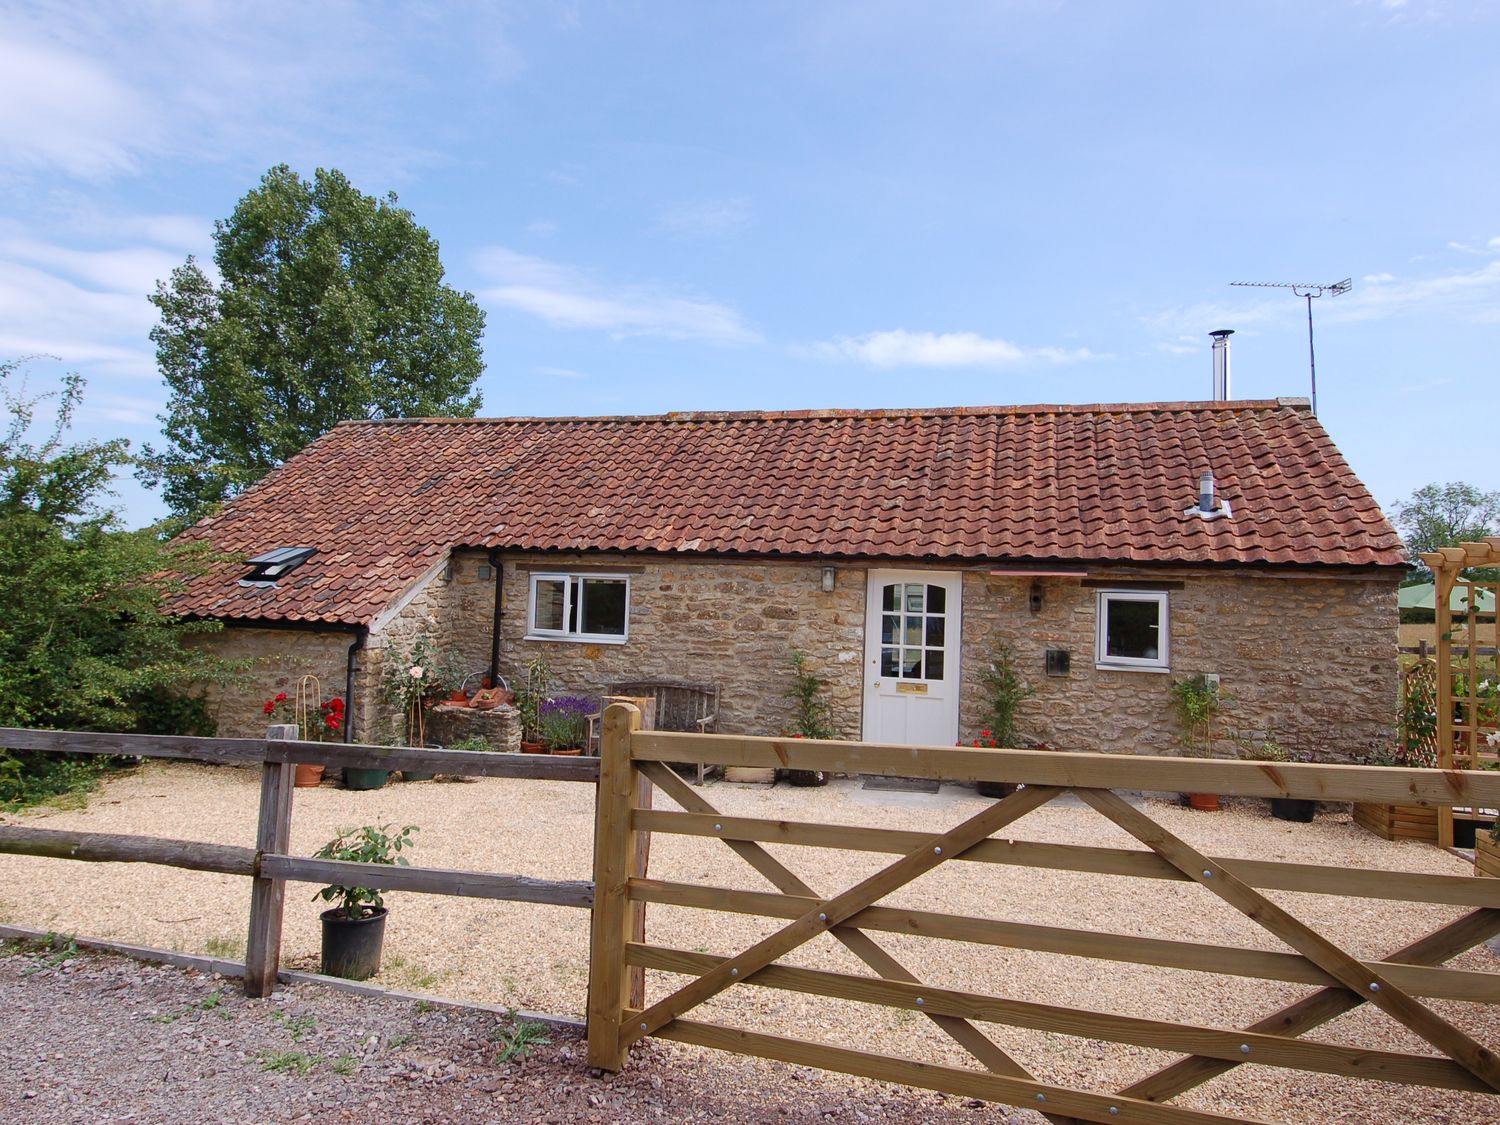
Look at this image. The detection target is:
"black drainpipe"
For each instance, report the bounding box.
[344,626,367,743]
[488,550,504,688]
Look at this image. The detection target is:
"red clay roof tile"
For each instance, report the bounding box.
[169,400,1406,625]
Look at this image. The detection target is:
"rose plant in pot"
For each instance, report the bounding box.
[313,823,418,981]
[262,683,345,788]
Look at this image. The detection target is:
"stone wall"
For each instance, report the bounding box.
[193,553,1401,761]
[958,567,1400,761]
[187,626,356,739]
[495,553,867,737]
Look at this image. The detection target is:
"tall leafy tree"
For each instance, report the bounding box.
[1393,481,1500,581]
[0,360,231,781]
[144,164,486,521]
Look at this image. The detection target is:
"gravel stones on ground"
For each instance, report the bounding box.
[2,762,1500,1122]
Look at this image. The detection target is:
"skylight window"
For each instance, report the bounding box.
[241,547,316,586]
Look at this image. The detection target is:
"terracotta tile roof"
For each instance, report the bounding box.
[170,399,1406,626]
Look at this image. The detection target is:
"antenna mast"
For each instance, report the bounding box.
[1229,278,1350,415]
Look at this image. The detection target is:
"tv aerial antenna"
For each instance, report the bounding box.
[1229,278,1350,415]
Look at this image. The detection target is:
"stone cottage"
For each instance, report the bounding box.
[168,399,1406,759]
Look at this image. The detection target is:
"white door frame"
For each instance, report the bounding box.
[861,569,963,747]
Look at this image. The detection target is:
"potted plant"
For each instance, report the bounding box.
[783,650,835,786]
[972,642,1033,798]
[514,657,551,752]
[313,823,418,981]
[263,683,346,788]
[539,695,592,755]
[1238,736,1316,822]
[1171,674,1223,811]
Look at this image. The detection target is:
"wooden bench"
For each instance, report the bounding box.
[588,679,720,783]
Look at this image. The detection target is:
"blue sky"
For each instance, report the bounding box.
[3,0,1497,528]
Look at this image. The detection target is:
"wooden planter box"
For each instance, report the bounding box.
[1475,834,1500,878]
[1353,801,1439,843]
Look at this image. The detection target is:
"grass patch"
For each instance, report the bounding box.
[19,933,77,975]
[202,934,244,960]
[271,1011,316,1042]
[0,753,115,813]
[386,1031,415,1051]
[332,1055,357,1077]
[383,955,452,993]
[258,1050,318,1075]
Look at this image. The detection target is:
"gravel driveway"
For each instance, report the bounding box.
[2,760,1498,1123]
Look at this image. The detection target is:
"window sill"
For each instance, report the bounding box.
[523,633,629,646]
[1094,662,1171,674]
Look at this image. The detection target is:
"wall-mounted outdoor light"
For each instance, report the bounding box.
[821,566,837,592]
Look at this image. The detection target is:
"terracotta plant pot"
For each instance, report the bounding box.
[449,690,467,702]
[1187,792,1220,812]
[550,746,585,756]
[294,763,325,788]
[521,741,547,754]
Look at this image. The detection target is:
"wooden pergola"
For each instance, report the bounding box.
[1420,538,1500,847]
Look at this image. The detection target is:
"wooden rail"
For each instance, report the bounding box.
[0,724,599,997]
[589,705,1500,1125]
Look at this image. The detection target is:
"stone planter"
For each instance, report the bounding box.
[1353,802,1439,843]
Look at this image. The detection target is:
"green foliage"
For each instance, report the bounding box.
[785,650,837,740]
[977,642,1033,748]
[0,360,236,808]
[258,1050,318,1075]
[492,1016,551,1063]
[446,735,496,753]
[143,164,487,522]
[313,823,418,920]
[513,657,551,742]
[1394,481,1500,581]
[1169,675,1222,756]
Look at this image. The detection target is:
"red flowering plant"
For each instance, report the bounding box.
[262,692,345,741]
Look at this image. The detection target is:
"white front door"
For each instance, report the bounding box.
[862,570,962,747]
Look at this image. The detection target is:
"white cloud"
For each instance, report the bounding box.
[0,4,525,184]
[535,366,583,379]
[653,198,751,240]
[1489,236,1500,252]
[475,247,761,345]
[526,220,559,239]
[0,37,155,179]
[1363,272,1396,283]
[807,329,1097,369]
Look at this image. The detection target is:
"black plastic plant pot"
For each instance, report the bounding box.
[1270,797,1316,823]
[786,768,828,787]
[320,907,387,980]
[342,767,389,791]
[976,780,1017,799]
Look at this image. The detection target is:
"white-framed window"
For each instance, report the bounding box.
[1095,590,1169,672]
[526,572,630,643]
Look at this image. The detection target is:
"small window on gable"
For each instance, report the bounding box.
[526,573,629,643]
[241,547,316,587]
[1095,590,1169,672]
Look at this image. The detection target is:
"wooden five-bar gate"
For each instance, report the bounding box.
[5,711,1500,1123]
[587,703,1500,1125]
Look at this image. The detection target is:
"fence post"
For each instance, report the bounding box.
[587,702,642,1071]
[245,724,298,998]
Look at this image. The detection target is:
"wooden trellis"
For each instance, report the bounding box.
[1421,539,1500,848]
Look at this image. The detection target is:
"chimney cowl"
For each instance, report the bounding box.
[1185,469,1232,521]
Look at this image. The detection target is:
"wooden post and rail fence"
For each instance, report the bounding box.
[5,708,1500,1123]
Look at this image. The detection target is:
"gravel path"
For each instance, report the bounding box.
[2,761,1499,1123]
